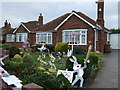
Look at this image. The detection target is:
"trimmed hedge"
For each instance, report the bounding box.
[55,43,69,53]
[73,46,86,55]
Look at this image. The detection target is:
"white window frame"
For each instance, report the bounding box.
[36,32,52,44]
[62,29,88,45]
[16,33,28,42]
[6,34,15,42]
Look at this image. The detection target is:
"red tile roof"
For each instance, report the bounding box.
[34,11,97,31]
[13,10,110,33]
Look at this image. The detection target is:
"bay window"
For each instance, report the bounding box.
[16,33,28,42]
[36,33,52,44]
[6,34,14,42]
[62,29,87,45]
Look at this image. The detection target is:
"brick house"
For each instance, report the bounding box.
[2,0,111,53]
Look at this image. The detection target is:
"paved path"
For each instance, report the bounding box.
[90,50,118,88]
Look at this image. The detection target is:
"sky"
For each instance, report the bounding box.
[0,0,119,29]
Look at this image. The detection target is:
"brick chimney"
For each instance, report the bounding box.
[8,23,11,28]
[4,20,11,28]
[4,20,8,28]
[96,0,104,27]
[38,13,43,26]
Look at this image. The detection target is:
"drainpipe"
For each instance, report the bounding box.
[94,28,97,51]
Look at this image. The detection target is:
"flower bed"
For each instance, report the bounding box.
[3,45,103,89]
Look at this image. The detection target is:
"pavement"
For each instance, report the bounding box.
[90,50,119,88]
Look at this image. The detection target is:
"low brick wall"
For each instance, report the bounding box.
[22,83,43,90]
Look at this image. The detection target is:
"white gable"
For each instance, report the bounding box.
[13,23,31,33]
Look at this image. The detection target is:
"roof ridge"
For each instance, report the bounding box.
[43,13,70,26]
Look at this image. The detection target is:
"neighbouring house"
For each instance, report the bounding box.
[2,0,111,53]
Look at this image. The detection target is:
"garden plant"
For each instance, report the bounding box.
[3,43,103,89]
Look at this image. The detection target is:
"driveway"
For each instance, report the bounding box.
[90,50,119,88]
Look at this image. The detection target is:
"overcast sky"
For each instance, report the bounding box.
[0,0,119,29]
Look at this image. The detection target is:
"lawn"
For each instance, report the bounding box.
[30,51,68,70]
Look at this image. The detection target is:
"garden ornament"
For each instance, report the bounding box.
[49,54,55,62]
[37,55,47,65]
[57,56,61,62]
[69,56,90,87]
[69,45,92,87]
[38,43,47,51]
[42,53,46,59]
[67,49,73,57]
[48,61,57,70]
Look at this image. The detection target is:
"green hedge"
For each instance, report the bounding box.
[55,43,69,53]
[46,44,55,52]
[73,46,86,55]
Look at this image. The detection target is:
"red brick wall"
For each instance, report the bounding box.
[29,33,36,46]
[52,32,57,45]
[96,30,107,53]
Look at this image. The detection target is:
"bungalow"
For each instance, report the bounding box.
[2,0,111,53]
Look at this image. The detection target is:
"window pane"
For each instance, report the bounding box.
[81,35,85,44]
[36,33,52,44]
[48,34,51,44]
[62,29,87,45]
[6,34,14,42]
[16,33,28,42]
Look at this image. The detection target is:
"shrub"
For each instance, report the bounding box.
[2,40,5,44]
[23,55,34,65]
[17,67,71,90]
[56,74,72,88]
[73,46,86,55]
[55,43,69,53]
[3,60,29,75]
[9,46,20,58]
[46,44,55,52]
[2,43,11,48]
[0,43,11,50]
[89,51,103,68]
[13,54,23,62]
